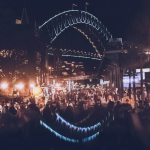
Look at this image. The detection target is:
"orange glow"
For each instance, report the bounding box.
[33,87,42,96]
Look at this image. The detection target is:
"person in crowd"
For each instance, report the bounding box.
[114,92,118,102]
[64,105,74,122]
[1,106,13,127]
[104,91,108,103]
[9,103,17,116]
[135,100,144,113]
[27,100,40,115]
[43,104,52,123]
[144,97,149,108]
[122,99,132,111]
[107,100,114,110]
[137,89,141,100]
[0,104,2,114]
[16,105,27,126]
[114,101,123,120]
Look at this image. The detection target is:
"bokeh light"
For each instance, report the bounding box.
[15,84,24,89]
[56,83,60,88]
[33,87,42,96]
[1,83,8,89]
[30,83,35,88]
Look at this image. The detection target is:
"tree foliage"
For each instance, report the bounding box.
[120,47,148,69]
[0,49,32,85]
[126,11,150,48]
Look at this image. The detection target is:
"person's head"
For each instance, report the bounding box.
[117,101,121,105]
[10,103,14,107]
[138,100,143,106]
[126,99,129,104]
[28,101,32,105]
[4,106,9,113]
[46,103,50,108]
[6,102,10,107]
[20,105,25,110]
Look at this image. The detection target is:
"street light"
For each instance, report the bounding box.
[71,64,74,72]
[1,83,8,89]
[49,66,52,76]
[30,83,35,88]
[72,4,77,10]
[15,84,24,90]
[56,83,60,88]
[85,2,89,12]
[47,66,52,85]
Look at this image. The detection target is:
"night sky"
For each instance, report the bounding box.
[1,0,149,40]
[1,0,150,78]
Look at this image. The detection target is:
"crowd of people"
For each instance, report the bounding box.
[0,85,150,149]
[0,85,149,127]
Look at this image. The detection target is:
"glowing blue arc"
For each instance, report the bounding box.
[82,132,99,142]
[39,10,108,33]
[40,120,79,143]
[40,120,99,143]
[56,113,101,131]
[39,10,79,29]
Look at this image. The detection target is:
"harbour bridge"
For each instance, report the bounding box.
[39,10,126,96]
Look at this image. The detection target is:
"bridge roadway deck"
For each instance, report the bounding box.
[49,75,97,81]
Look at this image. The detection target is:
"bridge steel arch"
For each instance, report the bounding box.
[39,10,113,77]
[39,10,112,43]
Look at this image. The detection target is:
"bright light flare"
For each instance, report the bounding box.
[1,83,8,89]
[56,83,60,88]
[15,84,24,89]
[33,87,42,96]
[30,83,35,88]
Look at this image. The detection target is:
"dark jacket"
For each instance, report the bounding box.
[9,106,17,116]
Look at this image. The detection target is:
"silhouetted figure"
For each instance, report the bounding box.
[43,104,52,122]
[107,101,114,110]
[17,105,27,127]
[1,106,13,127]
[27,103,40,115]
[64,106,74,122]
[144,97,149,108]
[9,103,17,116]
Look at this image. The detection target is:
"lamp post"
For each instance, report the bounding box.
[72,4,77,10]
[71,64,74,73]
[48,66,52,85]
[85,2,89,12]
[30,83,35,97]
[49,66,52,77]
